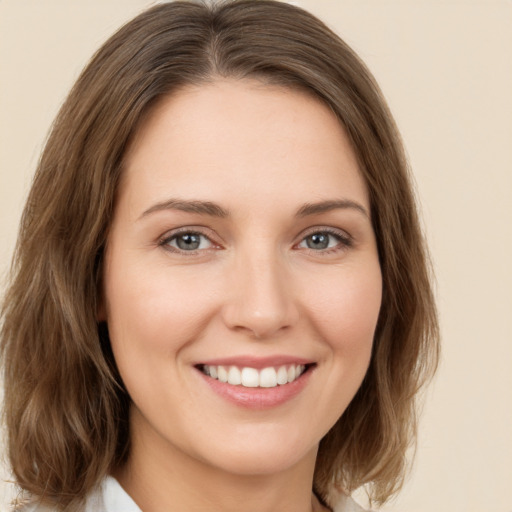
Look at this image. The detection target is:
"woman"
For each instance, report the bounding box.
[1,1,439,511]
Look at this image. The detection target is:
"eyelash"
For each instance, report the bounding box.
[296,228,353,255]
[158,227,353,255]
[158,228,217,254]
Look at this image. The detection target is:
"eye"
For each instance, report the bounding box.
[161,231,214,252]
[297,229,352,252]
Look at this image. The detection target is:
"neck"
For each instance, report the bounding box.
[114,409,325,512]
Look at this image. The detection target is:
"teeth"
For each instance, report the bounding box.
[287,365,296,383]
[259,367,277,388]
[217,366,228,383]
[241,367,259,387]
[276,366,288,385]
[227,366,241,385]
[202,364,307,388]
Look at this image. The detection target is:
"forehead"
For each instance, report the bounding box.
[119,78,368,215]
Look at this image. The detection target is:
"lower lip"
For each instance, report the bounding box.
[198,367,313,410]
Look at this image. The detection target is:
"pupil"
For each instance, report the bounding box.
[308,233,329,249]
[177,233,200,250]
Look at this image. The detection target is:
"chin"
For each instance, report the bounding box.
[195,427,319,477]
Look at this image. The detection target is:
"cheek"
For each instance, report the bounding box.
[305,261,382,356]
[103,260,222,359]
[102,262,222,419]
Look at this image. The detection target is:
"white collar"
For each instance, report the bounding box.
[84,476,367,512]
[84,476,141,512]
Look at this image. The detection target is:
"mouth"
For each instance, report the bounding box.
[195,363,315,389]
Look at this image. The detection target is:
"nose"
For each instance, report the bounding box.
[221,249,299,340]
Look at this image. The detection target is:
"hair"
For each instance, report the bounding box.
[1,1,439,510]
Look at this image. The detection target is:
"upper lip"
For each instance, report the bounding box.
[195,355,315,369]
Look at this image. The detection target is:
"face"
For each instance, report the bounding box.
[101,79,382,478]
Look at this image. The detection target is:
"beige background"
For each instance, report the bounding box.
[1,1,511,511]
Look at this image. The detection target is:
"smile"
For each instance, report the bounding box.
[200,364,308,388]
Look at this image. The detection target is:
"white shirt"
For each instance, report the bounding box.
[19,478,139,512]
[22,476,368,512]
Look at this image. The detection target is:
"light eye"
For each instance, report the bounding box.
[298,231,349,251]
[164,232,213,252]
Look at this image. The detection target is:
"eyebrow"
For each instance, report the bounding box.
[140,199,229,219]
[295,199,369,219]
[139,197,369,220]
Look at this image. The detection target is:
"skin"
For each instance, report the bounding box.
[100,79,382,512]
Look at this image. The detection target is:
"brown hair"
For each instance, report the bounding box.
[1,1,439,509]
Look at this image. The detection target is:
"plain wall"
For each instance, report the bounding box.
[1,1,511,511]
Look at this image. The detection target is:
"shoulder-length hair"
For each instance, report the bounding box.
[1,1,439,509]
